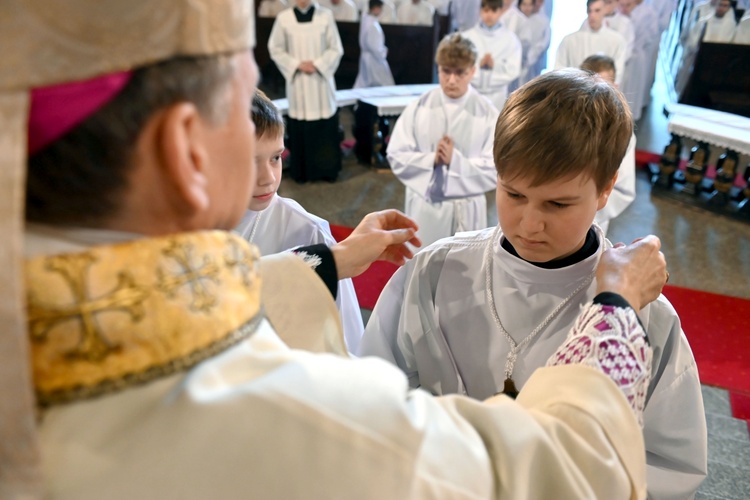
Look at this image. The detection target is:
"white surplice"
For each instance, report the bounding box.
[648,0,677,33]
[519,9,551,85]
[259,0,288,17]
[462,22,523,111]
[31,227,650,500]
[353,12,395,88]
[703,12,738,42]
[594,133,637,235]
[555,23,627,86]
[268,4,344,121]
[387,86,499,246]
[620,2,660,120]
[234,195,364,352]
[395,0,434,25]
[360,224,708,500]
[319,0,359,21]
[734,15,750,44]
[580,13,635,62]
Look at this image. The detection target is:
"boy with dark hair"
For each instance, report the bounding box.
[234,91,364,351]
[387,33,499,246]
[362,68,707,499]
[353,0,396,88]
[462,0,523,111]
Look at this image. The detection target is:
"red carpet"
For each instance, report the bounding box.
[331,223,750,424]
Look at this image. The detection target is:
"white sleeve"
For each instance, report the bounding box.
[639,298,708,499]
[268,16,301,80]
[313,13,345,78]
[527,22,551,68]
[613,37,627,86]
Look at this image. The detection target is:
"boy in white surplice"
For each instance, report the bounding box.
[387,33,499,247]
[362,69,708,499]
[234,91,364,352]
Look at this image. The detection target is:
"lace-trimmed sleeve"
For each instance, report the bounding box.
[546,293,652,426]
[288,244,338,299]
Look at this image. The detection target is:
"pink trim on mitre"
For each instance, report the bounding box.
[28,71,133,155]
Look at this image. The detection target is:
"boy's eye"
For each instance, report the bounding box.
[271,155,282,163]
[549,201,569,209]
[506,191,523,199]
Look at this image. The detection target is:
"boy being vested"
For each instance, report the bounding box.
[361,69,707,499]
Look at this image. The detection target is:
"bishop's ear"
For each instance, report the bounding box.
[157,102,211,214]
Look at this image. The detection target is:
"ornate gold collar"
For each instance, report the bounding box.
[25,231,262,408]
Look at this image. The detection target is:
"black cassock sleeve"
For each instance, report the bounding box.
[290,244,339,300]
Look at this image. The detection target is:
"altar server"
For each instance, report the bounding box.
[269,0,344,183]
[235,91,364,351]
[451,0,481,30]
[555,0,627,86]
[463,0,523,110]
[387,34,499,246]
[518,0,552,85]
[354,0,396,87]
[618,0,659,120]
[363,69,708,500]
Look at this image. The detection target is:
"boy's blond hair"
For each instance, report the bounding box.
[252,89,285,140]
[493,68,632,192]
[435,34,477,68]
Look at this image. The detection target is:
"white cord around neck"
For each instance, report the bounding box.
[247,212,262,244]
[483,225,596,381]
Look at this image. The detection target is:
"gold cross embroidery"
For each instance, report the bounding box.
[28,253,149,362]
[225,237,256,288]
[157,241,220,312]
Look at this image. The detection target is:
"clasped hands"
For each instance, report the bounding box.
[434,135,454,167]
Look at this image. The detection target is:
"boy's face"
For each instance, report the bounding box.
[495,170,614,263]
[438,64,476,99]
[587,0,606,30]
[249,132,284,211]
[715,0,731,18]
[479,6,504,26]
[618,0,634,15]
[519,0,535,17]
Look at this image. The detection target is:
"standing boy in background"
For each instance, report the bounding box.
[463,0,523,111]
[269,0,344,183]
[354,0,396,88]
[580,54,636,235]
[235,91,364,352]
[363,69,707,499]
[387,34,499,246]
